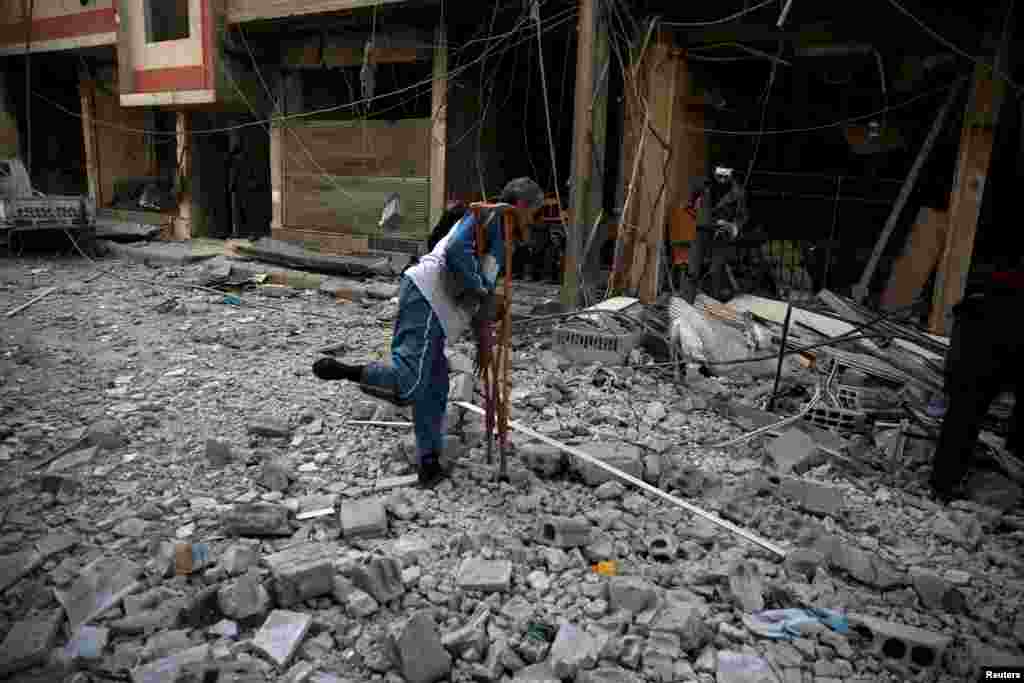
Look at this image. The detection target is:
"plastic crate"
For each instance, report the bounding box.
[804,404,866,433]
[552,325,639,365]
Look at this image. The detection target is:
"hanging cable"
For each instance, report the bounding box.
[533,0,567,230]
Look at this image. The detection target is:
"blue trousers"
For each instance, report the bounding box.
[364,276,449,463]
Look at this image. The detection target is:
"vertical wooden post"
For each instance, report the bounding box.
[429,22,448,229]
[929,61,1007,334]
[563,0,597,308]
[270,123,284,233]
[628,33,678,303]
[78,67,101,206]
[173,111,192,241]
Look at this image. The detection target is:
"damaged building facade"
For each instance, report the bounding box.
[0,0,1021,329]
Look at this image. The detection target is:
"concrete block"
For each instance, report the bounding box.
[221,503,293,537]
[131,644,211,683]
[247,416,292,438]
[264,543,337,607]
[574,443,643,486]
[456,558,513,592]
[251,610,312,668]
[549,623,600,679]
[908,567,965,613]
[538,516,593,548]
[513,662,560,682]
[261,457,293,492]
[205,439,233,466]
[34,532,78,559]
[608,576,659,613]
[650,602,711,652]
[647,534,677,562]
[0,550,43,593]
[0,608,63,677]
[728,561,765,612]
[217,573,271,621]
[394,611,452,683]
[767,429,818,474]
[441,605,490,655]
[519,443,566,477]
[141,629,192,663]
[848,613,951,670]
[716,650,777,683]
[783,548,825,580]
[345,556,405,604]
[55,557,143,631]
[579,667,643,683]
[109,601,186,635]
[339,498,388,538]
[779,477,846,517]
[221,544,260,576]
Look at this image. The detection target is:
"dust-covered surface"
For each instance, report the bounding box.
[0,253,1022,683]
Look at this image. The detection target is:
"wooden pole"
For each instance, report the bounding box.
[78,66,102,206]
[174,112,192,241]
[563,0,597,308]
[429,22,448,229]
[929,67,1009,333]
[851,79,963,303]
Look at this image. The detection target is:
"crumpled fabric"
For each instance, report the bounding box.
[742,608,849,640]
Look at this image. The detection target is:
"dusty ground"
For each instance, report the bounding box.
[0,251,1022,683]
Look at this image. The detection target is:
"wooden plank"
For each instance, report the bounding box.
[929,63,1006,334]
[78,71,101,206]
[227,0,407,24]
[173,112,192,241]
[270,124,284,229]
[878,207,949,311]
[730,293,881,353]
[429,23,447,228]
[271,227,369,255]
[852,80,963,302]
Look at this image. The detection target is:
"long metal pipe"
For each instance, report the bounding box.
[456,401,788,557]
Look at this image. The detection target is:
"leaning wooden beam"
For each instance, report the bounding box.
[456,401,787,557]
[851,78,964,303]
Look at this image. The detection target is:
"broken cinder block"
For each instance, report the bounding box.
[221,503,293,537]
[456,558,512,593]
[538,516,593,548]
[264,542,337,607]
[0,608,64,677]
[345,556,405,604]
[339,498,388,538]
[251,610,312,668]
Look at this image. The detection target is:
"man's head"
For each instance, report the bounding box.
[713,166,734,185]
[499,177,545,243]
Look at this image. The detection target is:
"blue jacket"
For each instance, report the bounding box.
[444,207,506,296]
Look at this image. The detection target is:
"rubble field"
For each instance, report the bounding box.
[0,253,1022,683]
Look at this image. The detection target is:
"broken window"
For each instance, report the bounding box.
[144,0,190,43]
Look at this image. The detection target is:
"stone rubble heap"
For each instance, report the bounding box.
[0,256,1021,683]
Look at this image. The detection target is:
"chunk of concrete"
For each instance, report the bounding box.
[251,610,312,668]
[441,605,490,655]
[574,443,643,486]
[131,643,211,683]
[647,534,677,562]
[0,608,63,677]
[261,458,293,492]
[456,558,513,593]
[339,498,388,538]
[766,429,818,474]
[779,477,846,517]
[55,557,143,630]
[848,613,950,670]
[716,650,779,683]
[548,623,600,679]
[217,573,271,621]
[264,543,336,607]
[346,556,405,604]
[513,662,560,682]
[650,602,711,653]
[34,533,78,559]
[608,576,659,613]
[729,562,765,612]
[141,629,192,663]
[578,667,643,683]
[393,611,452,683]
[221,544,261,576]
[909,567,965,613]
[538,516,592,548]
[0,549,43,593]
[222,503,293,537]
[519,443,566,477]
[247,416,292,438]
[205,439,233,466]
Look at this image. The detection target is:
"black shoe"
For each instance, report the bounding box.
[312,358,363,382]
[358,382,414,408]
[418,453,447,489]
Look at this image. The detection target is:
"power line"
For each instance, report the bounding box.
[884,0,1022,95]
[660,0,777,29]
[30,5,579,139]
